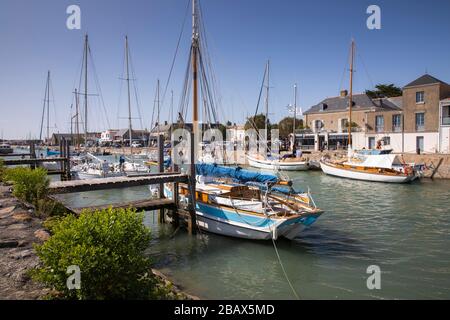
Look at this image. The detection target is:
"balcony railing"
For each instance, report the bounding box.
[393,126,402,132]
[442,117,450,126]
[375,126,384,133]
[416,125,425,132]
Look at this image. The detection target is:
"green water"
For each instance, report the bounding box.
[55,168,450,299]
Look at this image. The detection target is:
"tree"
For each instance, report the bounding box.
[216,123,227,139]
[244,113,270,130]
[278,117,304,138]
[366,84,402,99]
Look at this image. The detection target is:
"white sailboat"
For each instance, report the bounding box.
[247,64,309,171]
[321,149,421,183]
[319,40,421,183]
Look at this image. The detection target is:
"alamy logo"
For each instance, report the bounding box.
[366,265,381,290]
[366,5,381,30]
[66,5,81,30]
[66,265,81,290]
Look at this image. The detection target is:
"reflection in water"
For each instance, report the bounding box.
[56,168,450,299]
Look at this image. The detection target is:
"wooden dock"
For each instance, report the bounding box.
[2,157,67,166]
[48,172,188,194]
[51,197,177,215]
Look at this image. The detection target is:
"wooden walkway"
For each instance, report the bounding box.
[2,157,67,166]
[55,198,177,214]
[48,172,188,194]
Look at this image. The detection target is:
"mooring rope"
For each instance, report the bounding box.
[265,199,301,300]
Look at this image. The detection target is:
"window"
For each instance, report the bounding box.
[416,91,424,103]
[442,105,450,126]
[368,137,375,149]
[416,136,424,152]
[314,120,323,132]
[415,113,425,131]
[382,136,390,145]
[375,115,384,132]
[392,114,401,132]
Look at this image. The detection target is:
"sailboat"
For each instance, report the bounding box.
[319,40,421,183]
[69,35,149,180]
[247,63,309,171]
[163,0,322,240]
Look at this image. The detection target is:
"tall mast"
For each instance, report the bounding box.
[348,39,354,148]
[75,89,80,149]
[125,36,133,149]
[192,0,199,136]
[46,71,50,142]
[170,90,174,124]
[39,71,50,142]
[265,60,270,154]
[157,79,160,129]
[293,83,297,137]
[84,34,88,147]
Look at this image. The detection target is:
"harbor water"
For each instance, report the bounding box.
[54,161,450,300]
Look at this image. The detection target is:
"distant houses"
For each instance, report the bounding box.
[302,74,450,154]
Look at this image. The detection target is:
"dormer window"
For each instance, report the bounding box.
[320,103,328,111]
[416,91,424,104]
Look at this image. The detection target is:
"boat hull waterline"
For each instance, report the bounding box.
[164,186,320,240]
[247,155,309,171]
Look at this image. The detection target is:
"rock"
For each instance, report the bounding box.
[34,229,50,242]
[12,212,32,222]
[0,239,19,248]
[0,206,16,218]
[17,240,28,247]
[6,223,29,231]
[9,249,34,260]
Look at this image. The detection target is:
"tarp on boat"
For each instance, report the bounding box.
[195,163,278,184]
[349,154,403,169]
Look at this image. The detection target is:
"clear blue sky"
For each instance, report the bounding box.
[1,0,450,139]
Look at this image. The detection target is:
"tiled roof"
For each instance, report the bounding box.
[404,74,448,88]
[304,93,377,114]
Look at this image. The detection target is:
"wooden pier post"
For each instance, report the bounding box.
[171,158,180,227]
[29,142,36,169]
[65,139,71,181]
[157,134,165,223]
[188,131,197,235]
[59,139,64,177]
[60,139,66,181]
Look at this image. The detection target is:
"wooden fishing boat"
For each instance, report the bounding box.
[319,40,421,183]
[164,164,322,240]
[320,149,420,183]
[163,0,323,240]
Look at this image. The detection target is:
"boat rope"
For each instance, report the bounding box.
[265,200,301,300]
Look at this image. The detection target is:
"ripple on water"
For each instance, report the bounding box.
[58,171,450,299]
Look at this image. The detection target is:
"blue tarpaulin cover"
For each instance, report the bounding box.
[195,163,278,184]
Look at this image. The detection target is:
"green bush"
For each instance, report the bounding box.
[2,167,49,206]
[32,207,158,300]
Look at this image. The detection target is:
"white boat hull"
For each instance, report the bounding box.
[320,161,415,183]
[247,155,309,171]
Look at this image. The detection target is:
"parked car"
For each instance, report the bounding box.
[131,141,143,148]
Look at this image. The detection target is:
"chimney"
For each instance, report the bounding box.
[340,90,348,97]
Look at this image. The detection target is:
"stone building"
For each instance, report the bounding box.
[302,74,450,154]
